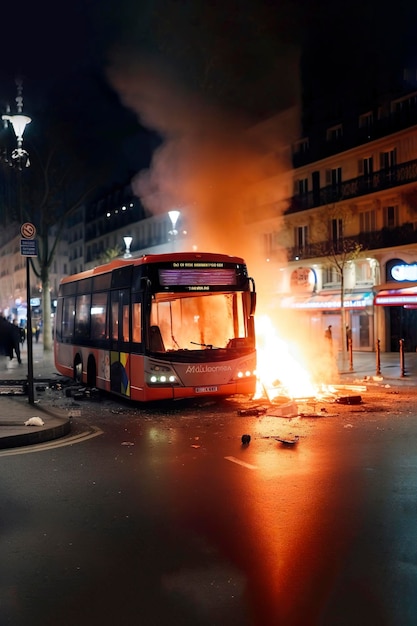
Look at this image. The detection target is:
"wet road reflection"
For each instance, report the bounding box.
[140,414,370,625]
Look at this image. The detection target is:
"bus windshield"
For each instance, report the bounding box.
[149,292,248,352]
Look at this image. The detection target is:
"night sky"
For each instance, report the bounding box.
[0,0,416,187]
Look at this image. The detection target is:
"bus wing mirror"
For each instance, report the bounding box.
[250,292,256,316]
[244,291,256,317]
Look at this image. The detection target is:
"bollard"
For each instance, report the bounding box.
[399,338,405,377]
[376,339,381,376]
[348,337,353,371]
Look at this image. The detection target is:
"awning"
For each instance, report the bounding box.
[281,292,373,310]
[375,286,417,306]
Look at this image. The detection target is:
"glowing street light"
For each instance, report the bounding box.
[123,236,133,258]
[2,78,31,169]
[2,78,34,404]
[168,210,180,251]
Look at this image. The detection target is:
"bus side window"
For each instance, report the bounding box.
[111,300,118,340]
[74,294,91,339]
[123,304,129,342]
[132,301,142,343]
[91,292,108,340]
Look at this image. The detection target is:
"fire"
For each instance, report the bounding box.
[255,314,319,401]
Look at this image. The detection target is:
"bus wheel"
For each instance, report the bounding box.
[74,356,83,384]
[87,356,97,388]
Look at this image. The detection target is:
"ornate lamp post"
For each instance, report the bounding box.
[168,210,180,251]
[123,236,133,258]
[2,78,34,403]
[2,78,31,170]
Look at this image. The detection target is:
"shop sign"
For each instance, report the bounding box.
[390,262,417,282]
[290,267,316,293]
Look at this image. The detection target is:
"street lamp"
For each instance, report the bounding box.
[168,210,180,251]
[123,236,133,258]
[2,78,31,169]
[2,78,34,404]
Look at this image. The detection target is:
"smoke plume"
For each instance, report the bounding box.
[106,1,302,282]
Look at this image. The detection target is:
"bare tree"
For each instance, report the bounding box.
[313,204,363,360]
[20,142,100,351]
[99,245,123,265]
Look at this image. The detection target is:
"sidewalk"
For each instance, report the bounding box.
[338,350,417,386]
[0,339,70,450]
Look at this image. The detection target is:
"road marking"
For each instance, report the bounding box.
[224,456,258,470]
[0,426,103,457]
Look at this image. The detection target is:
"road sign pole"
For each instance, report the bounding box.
[20,222,36,404]
[26,257,34,404]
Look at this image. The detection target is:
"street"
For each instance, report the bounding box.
[1,386,417,625]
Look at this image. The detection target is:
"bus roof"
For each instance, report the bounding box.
[60,251,247,285]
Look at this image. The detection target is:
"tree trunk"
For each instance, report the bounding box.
[340,274,348,369]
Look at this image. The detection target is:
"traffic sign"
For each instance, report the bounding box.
[21,238,38,257]
[21,222,36,239]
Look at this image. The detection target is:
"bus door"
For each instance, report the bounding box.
[110,288,131,397]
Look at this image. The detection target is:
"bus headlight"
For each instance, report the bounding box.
[147,362,179,386]
[234,359,256,381]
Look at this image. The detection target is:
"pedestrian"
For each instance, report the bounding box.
[346,325,352,350]
[0,315,13,360]
[11,319,22,364]
[19,324,26,345]
[324,324,332,342]
[35,324,41,343]
[324,324,333,354]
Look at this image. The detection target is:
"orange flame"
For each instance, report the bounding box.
[255,314,319,401]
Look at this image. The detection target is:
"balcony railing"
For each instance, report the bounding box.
[287,224,417,260]
[287,158,417,214]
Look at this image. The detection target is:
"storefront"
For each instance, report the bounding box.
[374,258,417,351]
[281,291,374,350]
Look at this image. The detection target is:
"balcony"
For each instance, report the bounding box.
[287,224,417,261]
[287,158,417,214]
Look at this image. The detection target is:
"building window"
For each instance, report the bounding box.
[358,156,374,177]
[359,111,374,128]
[359,210,376,232]
[356,260,373,282]
[384,205,399,229]
[325,167,342,186]
[330,218,343,242]
[391,92,417,113]
[380,148,396,169]
[294,225,308,255]
[293,137,309,154]
[326,125,343,141]
[323,264,339,284]
[296,178,308,194]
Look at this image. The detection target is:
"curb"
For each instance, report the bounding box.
[0,417,71,450]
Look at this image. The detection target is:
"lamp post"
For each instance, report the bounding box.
[123,236,133,258]
[2,78,31,171]
[2,79,34,404]
[168,210,180,251]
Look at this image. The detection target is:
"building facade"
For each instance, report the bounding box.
[268,89,417,352]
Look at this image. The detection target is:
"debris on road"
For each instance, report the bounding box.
[24,416,45,426]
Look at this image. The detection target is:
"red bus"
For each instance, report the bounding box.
[54,252,257,401]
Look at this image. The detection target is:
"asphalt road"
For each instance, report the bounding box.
[1,386,417,626]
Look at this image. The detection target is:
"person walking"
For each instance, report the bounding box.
[324,324,333,354]
[12,319,22,364]
[346,325,352,350]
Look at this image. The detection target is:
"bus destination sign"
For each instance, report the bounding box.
[159,261,237,291]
